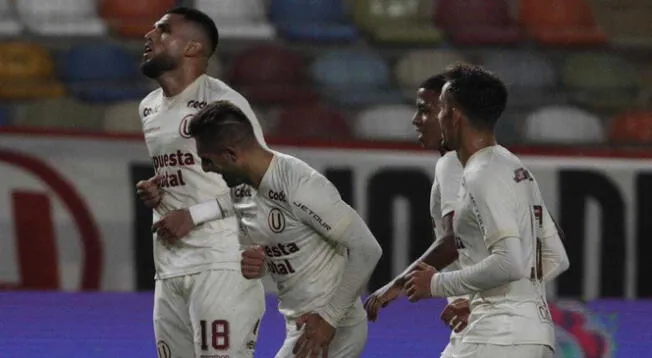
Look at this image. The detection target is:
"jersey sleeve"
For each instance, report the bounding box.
[466,173,520,248]
[436,153,463,216]
[289,171,353,240]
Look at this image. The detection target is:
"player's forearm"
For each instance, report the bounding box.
[541,233,570,282]
[395,237,458,285]
[188,193,234,225]
[430,236,525,297]
[318,213,382,327]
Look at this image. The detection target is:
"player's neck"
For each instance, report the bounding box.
[157,65,205,98]
[245,149,274,189]
[457,132,496,167]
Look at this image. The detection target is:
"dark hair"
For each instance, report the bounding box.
[188,101,254,149]
[443,64,508,130]
[167,7,219,56]
[418,74,447,93]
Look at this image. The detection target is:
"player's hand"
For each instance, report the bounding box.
[293,313,335,358]
[136,174,163,208]
[364,281,402,322]
[440,298,470,333]
[152,209,194,243]
[241,246,266,279]
[404,262,437,302]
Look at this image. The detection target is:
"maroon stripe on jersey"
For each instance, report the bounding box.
[13,191,60,289]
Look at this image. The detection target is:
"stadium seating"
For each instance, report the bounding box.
[100,0,175,38]
[0,0,23,36]
[0,42,65,100]
[355,104,416,141]
[195,0,275,40]
[269,0,357,43]
[276,104,351,140]
[353,0,443,44]
[519,0,607,46]
[310,49,404,107]
[481,51,560,108]
[524,105,605,144]
[609,111,652,143]
[16,0,106,36]
[394,49,467,97]
[102,100,141,134]
[228,44,318,105]
[434,0,522,45]
[12,97,102,130]
[561,53,641,111]
[591,0,652,47]
[57,43,150,103]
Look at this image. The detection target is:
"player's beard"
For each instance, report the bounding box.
[221,172,247,188]
[140,54,177,79]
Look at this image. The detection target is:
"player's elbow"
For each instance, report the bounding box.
[367,239,383,266]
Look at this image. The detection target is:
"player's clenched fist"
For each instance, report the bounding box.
[404,261,437,302]
[136,174,163,208]
[440,298,470,333]
[241,246,266,279]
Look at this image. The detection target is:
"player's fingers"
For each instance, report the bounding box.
[414,261,430,271]
[293,333,310,356]
[241,256,265,265]
[454,320,467,333]
[150,174,165,185]
[321,345,329,358]
[242,249,265,259]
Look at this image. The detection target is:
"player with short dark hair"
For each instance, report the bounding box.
[135,7,266,358]
[404,64,569,358]
[364,73,467,357]
[190,100,383,358]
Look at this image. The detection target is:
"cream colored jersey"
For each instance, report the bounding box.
[430,150,465,349]
[454,145,555,347]
[231,152,366,327]
[139,74,267,279]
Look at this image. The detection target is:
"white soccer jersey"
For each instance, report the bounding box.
[231,153,366,327]
[430,151,465,350]
[453,145,556,347]
[430,151,463,241]
[139,74,267,279]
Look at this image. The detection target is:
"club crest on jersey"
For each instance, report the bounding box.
[179,114,194,139]
[514,167,534,183]
[268,208,286,233]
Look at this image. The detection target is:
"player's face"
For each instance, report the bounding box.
[141,14,186,78]
[438,84,461,150]
[412,88,442,150]
[196,140,248,188]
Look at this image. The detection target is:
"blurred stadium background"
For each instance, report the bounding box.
[0,0,651,357]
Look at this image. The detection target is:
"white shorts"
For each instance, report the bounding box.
[452,343,554,358]
[275,318,368,358]
[153,269,265,358]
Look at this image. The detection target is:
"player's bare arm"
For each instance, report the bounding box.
[364,212,457,322]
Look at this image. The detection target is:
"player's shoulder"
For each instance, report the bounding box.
[139,88,163,113]
[273,152,316,180]
[435,151,463,177]
[464,146,521,191]
[203,75,249,104]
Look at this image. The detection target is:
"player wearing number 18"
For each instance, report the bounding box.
[189,100,383,358]
[404,64,569,358]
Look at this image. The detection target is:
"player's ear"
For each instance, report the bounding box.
[185,40,204,57]
[224,147,238,163]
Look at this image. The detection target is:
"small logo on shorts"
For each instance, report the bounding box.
[157,340,171,358]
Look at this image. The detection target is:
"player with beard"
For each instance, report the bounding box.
[363,74,468,357]
[135,7,266,358]
[404,64,569,358]
[188,100,383,358]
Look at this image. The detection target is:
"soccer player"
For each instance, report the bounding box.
[404,64,569,358]
[134,7,266,358]
[363,73,467,357]
[187,100,383,358]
